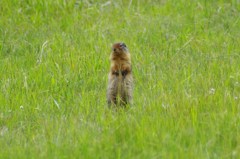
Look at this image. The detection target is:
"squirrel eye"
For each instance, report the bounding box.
[120,43,126,48]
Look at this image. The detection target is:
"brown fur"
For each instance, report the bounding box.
[107,42,133,106]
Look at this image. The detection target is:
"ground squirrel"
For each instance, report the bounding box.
[107,42,133,106]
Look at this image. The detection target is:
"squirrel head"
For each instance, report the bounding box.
[112,42,128,54]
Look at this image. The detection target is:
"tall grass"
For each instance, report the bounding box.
[0,0,240,158]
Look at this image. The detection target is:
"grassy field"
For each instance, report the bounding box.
[0,0,240,158]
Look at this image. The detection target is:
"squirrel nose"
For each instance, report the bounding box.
[113,48,116,52]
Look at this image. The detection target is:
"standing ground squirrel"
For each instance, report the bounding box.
[107,42,133,106]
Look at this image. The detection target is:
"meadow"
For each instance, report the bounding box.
[0,0,240,158]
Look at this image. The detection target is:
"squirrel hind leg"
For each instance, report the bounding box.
[120,95,133,106]
[119,98,128,106]
[121,80,133,106]
[107,75,118,106]
[119,87,132,106]
[107,96,117,107]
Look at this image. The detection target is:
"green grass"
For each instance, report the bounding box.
[0,0,240,158]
